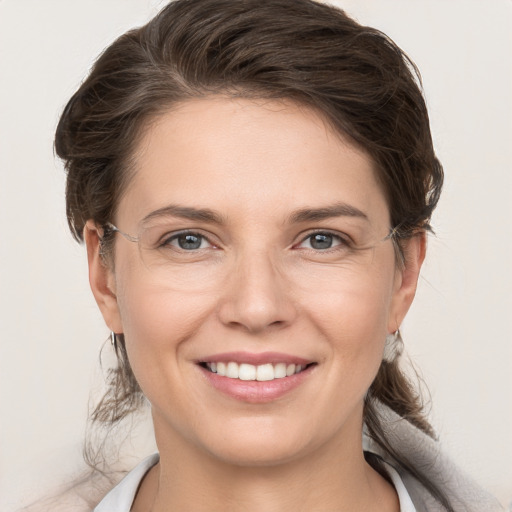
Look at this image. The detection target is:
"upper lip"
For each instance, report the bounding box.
[197,351,313,366]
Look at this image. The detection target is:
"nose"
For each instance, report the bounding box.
[217,249,297,334]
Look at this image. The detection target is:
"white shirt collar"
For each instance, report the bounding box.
[94,452,416,511]
[94,453,159,511]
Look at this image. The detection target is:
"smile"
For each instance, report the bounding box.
[203,361,308,381]
[197,352,316,402]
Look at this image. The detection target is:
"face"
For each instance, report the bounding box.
[86,97,423,467]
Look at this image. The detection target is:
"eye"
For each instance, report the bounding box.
[164,232,213,250]
[297,232,347,251]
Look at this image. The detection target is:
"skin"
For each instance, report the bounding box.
[85,97,425,511]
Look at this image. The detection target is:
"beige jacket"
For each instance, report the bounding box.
[366,402,503,511]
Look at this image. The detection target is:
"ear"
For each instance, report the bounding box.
[388,232,426,333]
[84,221,123,333]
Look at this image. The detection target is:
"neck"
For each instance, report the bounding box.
[133,412,399,512]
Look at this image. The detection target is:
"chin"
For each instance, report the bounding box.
[207,437,311,468]
[194,415,332,468]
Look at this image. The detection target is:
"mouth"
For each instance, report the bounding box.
[196,351,317,402]
[199,361,314,382]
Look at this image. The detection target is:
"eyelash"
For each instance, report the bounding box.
[295,231,352,252]
[158,230,352,252]
[159,231,216,251]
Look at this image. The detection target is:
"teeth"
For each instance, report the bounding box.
[274,363,287,379]
[216,362,226,376]
[226,362,238,378]
[205,361,307,381]
[256,363,274,381]
[239,363,256,381]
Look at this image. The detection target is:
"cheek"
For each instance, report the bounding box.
[113,268,216,394]
[301,260,395,337]
[114,247,217,337]
[300,261,396,378]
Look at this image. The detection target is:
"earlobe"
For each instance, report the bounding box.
[84,221,123,333]
[388,232,426,332]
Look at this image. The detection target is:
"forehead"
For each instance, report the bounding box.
[117,97,389,229]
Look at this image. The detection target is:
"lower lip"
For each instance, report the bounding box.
[199,365,314,403]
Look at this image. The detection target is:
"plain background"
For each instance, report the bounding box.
[1,0,511,509]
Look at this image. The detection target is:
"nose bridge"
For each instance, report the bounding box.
[218,243,296,333]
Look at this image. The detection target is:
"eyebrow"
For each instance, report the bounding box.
[288,202,369,224]
[141,205,226,226]
[140,201,368,227]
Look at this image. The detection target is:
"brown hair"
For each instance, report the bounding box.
[55,0,448,508]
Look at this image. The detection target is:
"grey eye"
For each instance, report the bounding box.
[297,232,346,251]
[173,233,205,250]
[309,233,335,250]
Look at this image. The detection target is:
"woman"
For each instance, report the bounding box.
[53,0,502,510]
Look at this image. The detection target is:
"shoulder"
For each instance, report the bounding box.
[397,455,504,512]
[369,402,504,512]
[18,470,124,512]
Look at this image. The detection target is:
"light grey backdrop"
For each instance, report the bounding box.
[1,0,511,509]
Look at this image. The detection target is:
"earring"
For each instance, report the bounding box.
[110,331,118,352]
[383,329,404,363]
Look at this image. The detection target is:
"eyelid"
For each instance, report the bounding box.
[158,229,220,249]
[151,226,354,251]
[293,229,352,249]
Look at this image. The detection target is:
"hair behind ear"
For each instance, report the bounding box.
[368,359,434,436]
[84,334,144,472]
[364,360,454,511]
